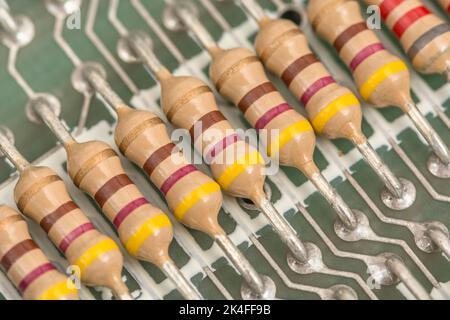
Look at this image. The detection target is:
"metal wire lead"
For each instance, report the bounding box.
[306,169,359,231]
[215,234,267,296]
[0,127,29,172]
[0,3,17,36]
[385,255,431,300]
[239,0,269,23]
[172,2,220,55]
[82,67,125,111]
[406,101,450,166]
[257,197,310,263]
[428,228,450,260]
[161,259,203,300]
[355,139,405,199]
[32,101,75,145]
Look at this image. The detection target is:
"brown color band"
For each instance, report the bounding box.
[215,56,260,92]
[39,201,79,233]
[1,239,38,272]
[73,149,117,187]
[94,174,134,209]
[260,29,303,63]
[281,53,319,87]
[189,110,226,140]
[167,86,212,121]
[333,22,368,53]
[143,143,177,177]
[237,82,277,114]
[17,175,61,212]
[119,117,163,154]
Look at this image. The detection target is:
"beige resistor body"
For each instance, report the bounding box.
[0,206,78,300]
[307,0,414,112]
[63,139,174,268]
[13,166,128,298]
[253,17,364,143]
[156,69,267,203]
[208,47,318,177]
[113,106,225,238]
[365,0,450,76]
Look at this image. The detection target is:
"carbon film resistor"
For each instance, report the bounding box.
[0,128,131,299]
[364,0,450,80]
[307,0,450,179]
[238,0,416,210]
[72,62,280,300]
[163,0,362,234]
[25,94,201,300]
[0,205,79,300]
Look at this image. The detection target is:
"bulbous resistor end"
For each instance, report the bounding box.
[114,106,225,238]
[13,166,129,298]
[64,139,175,269]
[306,0,336,29]
[0,206,78,300]
[209,47,317,169]
[254,18,364,141]
[159,74,268,201]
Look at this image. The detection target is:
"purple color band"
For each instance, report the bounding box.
[18,263,56,293]
[255,103,291,131]
[300,76,336,106]
[160,165,197,195]
[205,134,240,164]
[350,43,385,71]
[59,223,95,253]
[113,197,149,229]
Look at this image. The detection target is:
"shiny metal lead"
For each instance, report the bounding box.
[0,127,29,171]
[402,102,450,179]
[355,140,416,210]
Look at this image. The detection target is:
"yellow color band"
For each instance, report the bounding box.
[311,93,360,133]
[37,281,78,300]
[174,182,221,220]
[359,60,408,100]
[125,214,172,256]
[74,239,119,274]
[267,120,313,156]
[217,151,265,190]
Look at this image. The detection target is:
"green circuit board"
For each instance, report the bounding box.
[0,0,449,300]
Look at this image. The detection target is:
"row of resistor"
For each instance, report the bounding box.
[0,0,449,300]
